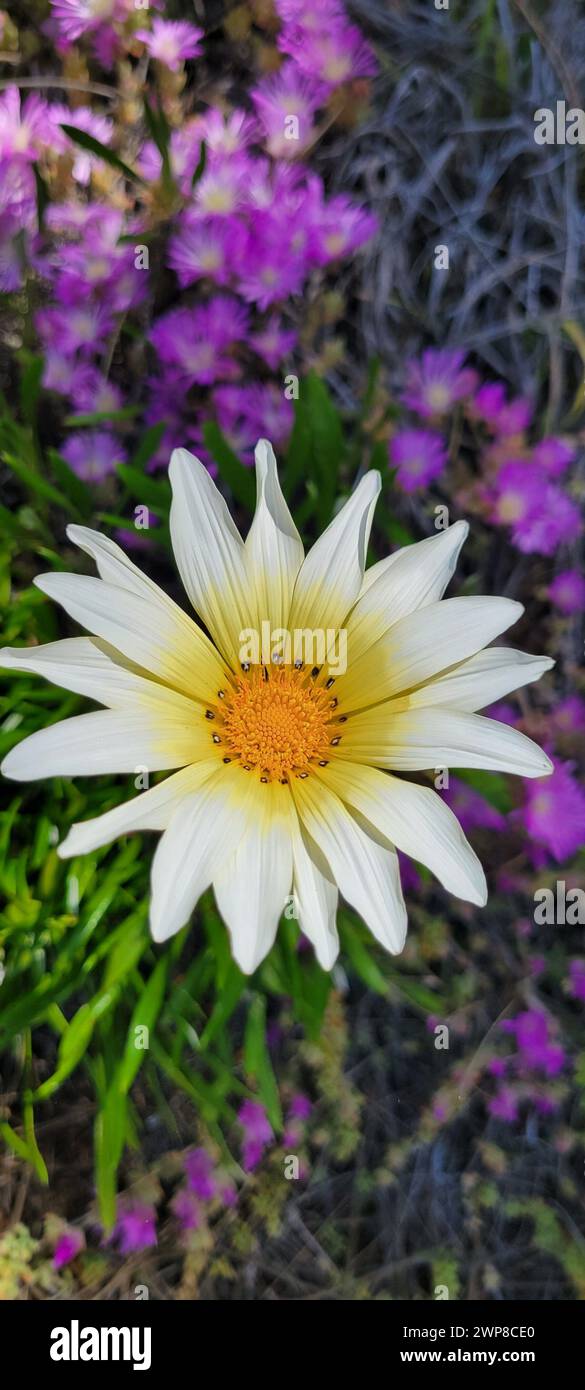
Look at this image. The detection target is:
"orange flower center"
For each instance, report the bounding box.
[212,666,342,782]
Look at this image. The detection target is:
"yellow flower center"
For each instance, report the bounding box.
[211,666,341,782]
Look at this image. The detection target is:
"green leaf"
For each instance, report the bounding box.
[455,768,512,814]
[130,421,167,472]
[60,124,145,185]
[191,139,207,188]
[116,957,168,1094]
[48,449,93,518]
[117,462,171,515]
[95,1086,128,1229]
[202,421,256,511]
[19,354,44,426]
[243,994,282,1130]
[341,920,389,995]
[199,961,246,1052]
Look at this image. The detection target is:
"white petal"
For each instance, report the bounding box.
[150,765,252,943]
[33,572,226,703]
[290,470,381,632]
[291,774,407,953]
[337,596,524,711]
[169,447,251,666]
[348,521,469,660]
[0,637,171,708]
[408,647,554,712]
[1,708,205,781]
[341,706,553,778]
[244,439,304,632]
[213,781,293,973]
[58,759,218,858]
[291,816,339,969]
[318,760,487,906]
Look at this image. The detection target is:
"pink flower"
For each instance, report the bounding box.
[389,428,448,491]
[136,19,204,70]
[523,757,585,861]
[402,349,477,419]
[548,569,585,615]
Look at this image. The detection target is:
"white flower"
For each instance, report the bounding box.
[1,442,553,972]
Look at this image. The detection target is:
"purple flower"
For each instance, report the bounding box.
[548,569,585,615]
[251,63,327,157]
[53,1228,84,1269]
[522,757,585,861]
[167,215,241,288]
[194,155,249,218]
[36,302,114,355]
[184,1148,217,1201]
[242,383,294,450]
[112,1201,157,1254]
[68,367,123,415]
[49,105,114,183]
[569,959,585,1003]
[501,1010,565,1077]
[197,109,258,156]
[489,1086,518,1122]
[250,316,297,370]
[289,1093,312,1121]
[150,300,246,385]
[0,87,53,163]
[61,430,126,481]
[444,778,506,832]
[310,195,378,264]
[402,349,477,419]
[552,695,585,735]
[238,1099,273,1172]
[531,436,576,477]
[489,462,582,555]
[279,19,378,88]
[136,19,204,70]
[389,428,448,491]
[49,0,126,45]
[471,383,533,436]
[172,1187,203,1232]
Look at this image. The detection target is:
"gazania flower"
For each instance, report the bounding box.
[1,443,553,972]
